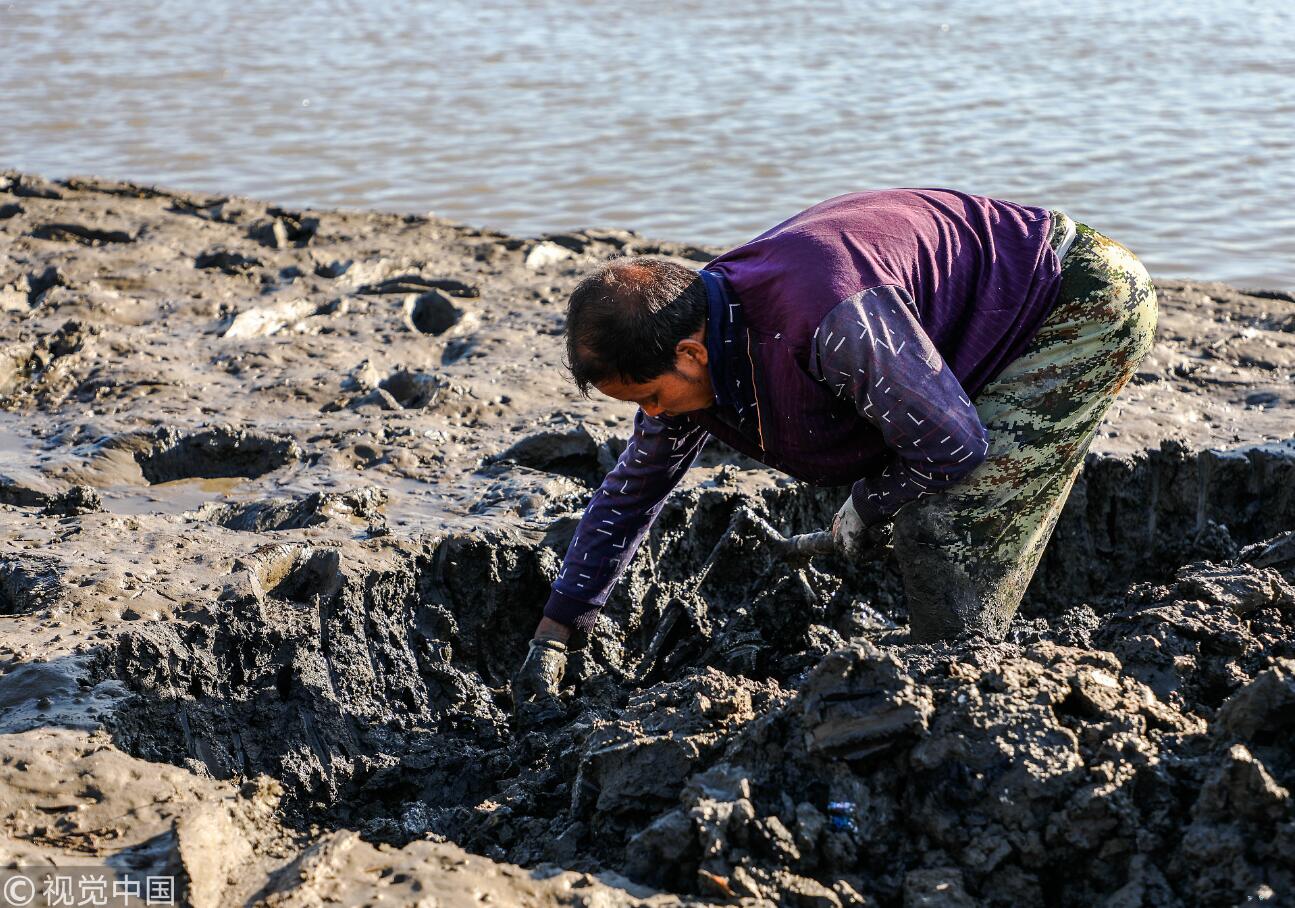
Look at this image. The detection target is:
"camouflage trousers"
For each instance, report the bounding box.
[893,211,1158,642]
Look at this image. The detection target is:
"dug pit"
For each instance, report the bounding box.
[101,440,1295,906]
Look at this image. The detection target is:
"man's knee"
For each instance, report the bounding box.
[1106,263,1158,398]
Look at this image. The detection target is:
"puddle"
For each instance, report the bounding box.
[100,476,247,517]
[0,418,53,465]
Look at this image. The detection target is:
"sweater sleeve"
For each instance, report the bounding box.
[808,285,989,526]
[543,408,709,631]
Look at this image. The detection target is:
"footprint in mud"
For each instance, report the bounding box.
[28,223,136,245]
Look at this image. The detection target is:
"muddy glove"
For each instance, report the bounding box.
[511,638,567,710]
[831,497,894,561]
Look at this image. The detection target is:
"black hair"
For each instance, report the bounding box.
[564,256,708,395]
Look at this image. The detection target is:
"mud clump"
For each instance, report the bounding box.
[190,486,386,532]
[0,320,95,406]
[0,555,66,615]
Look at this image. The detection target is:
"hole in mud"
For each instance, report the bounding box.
[1052,688,1097,723]
[194,249,263,274]
[485,426,625,486]
[131,426,301,484]
[406,291,463,336]
[275,663,294,700]
[0,321,92,402]
[24,266,65,304]
[248,210,318,249]
[29,223,136,245]
[440,337,477,366]
[1025,440,1295,613]
[1249,705,1295,748]
[191,487,387,532]
[378,370,443,409]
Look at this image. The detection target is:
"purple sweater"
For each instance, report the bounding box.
[544,189,1065,631]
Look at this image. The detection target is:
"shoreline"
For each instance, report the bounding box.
[2,170,1293,906]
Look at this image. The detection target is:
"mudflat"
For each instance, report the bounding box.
[1,170,1293,906]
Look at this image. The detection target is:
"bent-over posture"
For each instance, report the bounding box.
[513,189,1157,707]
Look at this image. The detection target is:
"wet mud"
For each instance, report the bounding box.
[3,171,1295,906]
[102,477,1295,906]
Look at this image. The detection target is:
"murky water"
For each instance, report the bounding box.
[2,1,1292,288]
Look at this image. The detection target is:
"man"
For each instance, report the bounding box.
[513,189,1157,708]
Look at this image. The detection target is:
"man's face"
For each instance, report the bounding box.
[594,334,715,418]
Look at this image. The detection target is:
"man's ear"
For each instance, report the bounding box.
[676,337,708,366]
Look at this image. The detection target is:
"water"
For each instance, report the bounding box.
[2,1,1293,289]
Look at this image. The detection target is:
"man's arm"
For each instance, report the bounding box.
[809,285,989,526]
[542,408,709,633]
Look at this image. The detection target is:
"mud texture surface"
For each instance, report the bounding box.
[3,171,1295,906]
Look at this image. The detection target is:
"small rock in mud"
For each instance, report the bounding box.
[41,484,102,516]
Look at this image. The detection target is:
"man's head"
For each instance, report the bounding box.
[565,257,715,418]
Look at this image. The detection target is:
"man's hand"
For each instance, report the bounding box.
[831,497,894,561]
[511,618,572,718]
[512,637,567,701]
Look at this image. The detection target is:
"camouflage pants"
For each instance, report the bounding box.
[893,211,1158,642]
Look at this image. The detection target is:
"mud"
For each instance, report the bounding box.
[2,171,1294,906]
